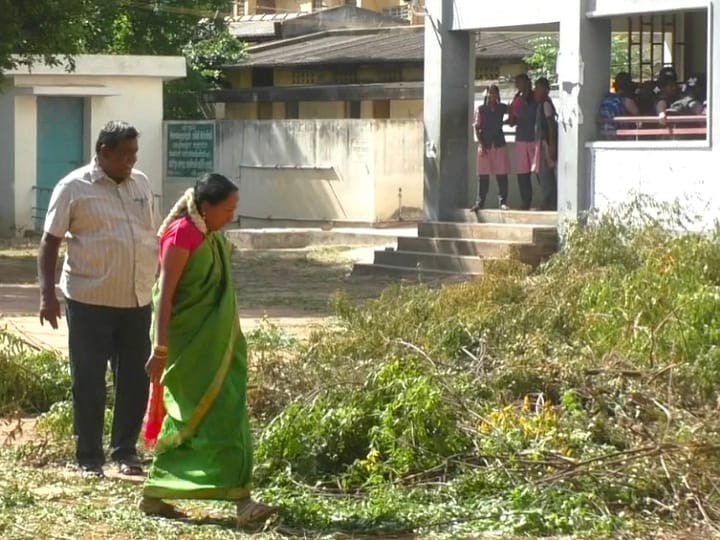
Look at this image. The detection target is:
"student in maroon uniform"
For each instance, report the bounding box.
[508,74,538,210]
[471,85,511,211]
[532,78,558,211]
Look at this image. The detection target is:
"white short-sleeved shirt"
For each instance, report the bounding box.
[44,160,159,308]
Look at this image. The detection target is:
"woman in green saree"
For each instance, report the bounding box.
[140,174,276,525]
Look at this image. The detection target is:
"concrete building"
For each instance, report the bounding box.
[209,22,536,120]
[234,0,426,24]
[423,0,715,223]
[229,3,409,43]
[0,55,186,236]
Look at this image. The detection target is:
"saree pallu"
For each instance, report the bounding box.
[143,232,252,500]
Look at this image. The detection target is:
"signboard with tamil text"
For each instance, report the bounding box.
[166,122,215,179]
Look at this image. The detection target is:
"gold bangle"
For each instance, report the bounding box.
[154,345,168,355]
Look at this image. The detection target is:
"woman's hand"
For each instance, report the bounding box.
[145,352,166,384]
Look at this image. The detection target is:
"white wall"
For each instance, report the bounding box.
[13,95,38,235]
[87,78,166,195]
[587,0,711,17]
[372,120,424,220]
[165,119,424,225]
[590,145,720,228]
[450,0,561,30]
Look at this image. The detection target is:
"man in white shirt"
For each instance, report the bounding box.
[38,121,158,478]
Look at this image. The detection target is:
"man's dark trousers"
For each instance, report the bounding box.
[65,299,151,466]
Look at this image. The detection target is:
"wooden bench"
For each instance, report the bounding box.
[599,115,707,140]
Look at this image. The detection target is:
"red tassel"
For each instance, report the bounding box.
[142,382,166,449]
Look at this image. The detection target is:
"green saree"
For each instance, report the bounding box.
[143,232,252,501]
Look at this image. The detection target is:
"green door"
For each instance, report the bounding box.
[35,97,84,228]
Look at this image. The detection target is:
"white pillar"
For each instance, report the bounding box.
[557,0,611,219]
[423,0,475,221]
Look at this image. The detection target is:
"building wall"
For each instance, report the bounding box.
[224,100,425,120]
[13,95,38,235]
[590,145,719,229]
[451,0,561,30]
[222,59,524,121]
[389,99,423,118]
[240,0,424,21]
[166,119,423,225]
[226,103,260,119]
[372,120,424,219]
[299,101,346,118]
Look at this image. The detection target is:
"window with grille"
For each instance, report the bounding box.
[292,70,317,85]
[475,64,500,81]
[334,68,357,84]
[232,1,245,16]
[382,6,410,20]
[257,0,275,14]
[379,68,402,83]
[625,14,685,82]
[598,10,708,142]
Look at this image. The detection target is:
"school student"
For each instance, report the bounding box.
[508,74,538,211]
[532,78,558,211]
[471,85,511,211]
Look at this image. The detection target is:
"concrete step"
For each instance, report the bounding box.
[452,209,559,226]
[352,263,477,281]
[373,249,487,274]
[225,227,412,250]
[398,236,522,256]
[397,237,551,266]
[418,222,558,245]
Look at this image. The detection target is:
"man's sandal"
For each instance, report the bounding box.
[139,496,187,519]
[236,499,278,527]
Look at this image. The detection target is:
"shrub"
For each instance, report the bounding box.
[0,330,70,414]
[252,199,720,536]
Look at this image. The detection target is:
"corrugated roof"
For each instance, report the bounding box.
[229,12,304,22]
[228,28,538,68]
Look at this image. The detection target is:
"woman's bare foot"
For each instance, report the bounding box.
[139,496,187,519]
[236,499,278,527]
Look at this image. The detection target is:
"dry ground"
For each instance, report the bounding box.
[0,239,398,351]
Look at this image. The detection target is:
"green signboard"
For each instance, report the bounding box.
[166,123,215,178]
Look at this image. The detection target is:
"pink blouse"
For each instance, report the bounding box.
[158,217,205,262]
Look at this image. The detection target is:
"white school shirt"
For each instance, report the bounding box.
[43,159,159,308]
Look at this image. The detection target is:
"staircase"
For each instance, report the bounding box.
[352,210,559,279]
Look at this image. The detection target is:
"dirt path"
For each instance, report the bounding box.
[0,283,329,354]
[2,310,325,355]
[0,245,393,354]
